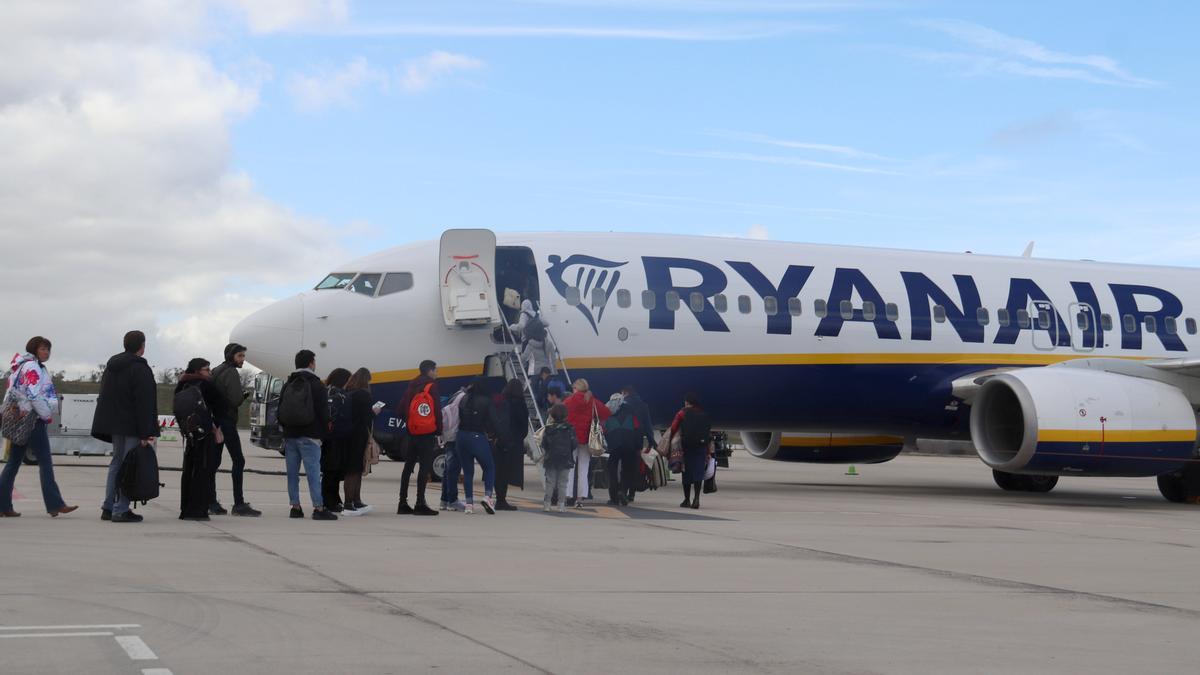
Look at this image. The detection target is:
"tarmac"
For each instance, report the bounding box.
[3,434,1200,675]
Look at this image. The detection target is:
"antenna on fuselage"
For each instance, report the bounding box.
[1022,241,1035,258]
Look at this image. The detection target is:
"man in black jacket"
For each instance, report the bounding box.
[92,331,160,523]
[396,360,441,516]
[607,386,657,506]
[210,342,260,517]
[279,350,336,520]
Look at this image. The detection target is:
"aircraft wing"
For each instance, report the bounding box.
[1144,358,1200,377]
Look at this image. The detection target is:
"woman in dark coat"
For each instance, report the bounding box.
[492,379,528,511]
[321,368,352,512]
[342,368,376,515]
[175,358,225,521]
[667,393,711,510]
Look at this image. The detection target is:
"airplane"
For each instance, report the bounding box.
[230,229,1200,503]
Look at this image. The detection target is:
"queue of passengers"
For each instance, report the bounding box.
[1,335,716,521]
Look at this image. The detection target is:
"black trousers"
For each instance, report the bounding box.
[607,448,639,502]
[213,417,246,505]
[401,435,439,506]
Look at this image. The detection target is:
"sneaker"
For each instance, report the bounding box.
[231,503,262,517]
[312,508,338,521]
[353,500,369,510]
[496,501,518,511]
[574,501,584,509]
[329,503,344,514]
[463,503,475,514]
[543,504,551,512]
[354,504,374,515]
[396,501,413,515]
[413,504,438,516]
[342,505,363,517]
[209,502,228,516]
[439,501,451,511]
[111,511,143,523]
[290,506,304,519]
[480,497,496,514]
[101,509,112,521]
[557,504,566,513]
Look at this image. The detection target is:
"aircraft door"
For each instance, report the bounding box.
[1030,300,1060,351]
[440,229,501,329]
[1068,302,1097,352]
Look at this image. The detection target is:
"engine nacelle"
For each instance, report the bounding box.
[970,368,1198,477]
[743,431,903,464]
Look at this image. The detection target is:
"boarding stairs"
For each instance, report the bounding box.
[495,320,572,441]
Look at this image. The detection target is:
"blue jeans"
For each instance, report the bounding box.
[103,435,140,515]
[440,442,460,504]
[455,431,495,504]
[285,437,323,508]
[1,420,65,513]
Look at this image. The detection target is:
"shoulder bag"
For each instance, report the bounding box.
[587,406,607,458]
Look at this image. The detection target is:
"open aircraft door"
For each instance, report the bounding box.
[440,229,501,329]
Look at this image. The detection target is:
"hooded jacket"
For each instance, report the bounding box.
[91,350,159,443]
[280,368,329,440]
[210,360,243,421]
[6,352,59,422]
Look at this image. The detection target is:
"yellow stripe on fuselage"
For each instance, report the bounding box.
[1038,429,1197,443]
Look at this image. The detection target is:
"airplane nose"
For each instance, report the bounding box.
[230,294,304,376]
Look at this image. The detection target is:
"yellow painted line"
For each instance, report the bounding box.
[780,435,904,448]
[1038,429,1197,443]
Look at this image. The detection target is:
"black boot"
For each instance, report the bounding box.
[396,500,413,515]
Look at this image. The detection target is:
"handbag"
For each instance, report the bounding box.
[364,435,382,475]
[528,426,546,464]
[1,398,37,448]
[703,471,718,494]
[668,432,683,472]
[587,406,607,458]
[704,456,716,480]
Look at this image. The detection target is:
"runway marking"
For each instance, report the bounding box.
[0,631,115,639]
[0,624,140,631]
[115,635,158,660]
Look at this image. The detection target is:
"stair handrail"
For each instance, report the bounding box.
[543,326,572,387]
[501,320,545,429]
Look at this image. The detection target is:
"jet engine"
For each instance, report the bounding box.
[742,431,903,464]
[969,368,1197,477]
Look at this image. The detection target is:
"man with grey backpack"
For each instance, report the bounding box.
[277,349,336,520]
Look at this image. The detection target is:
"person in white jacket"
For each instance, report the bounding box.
[509,299,556,377]
[0,336,77,518]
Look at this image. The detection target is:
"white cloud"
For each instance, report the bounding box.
[221,0,348,33]
[286,56,387,111]
[0,1,346,375]
[914,19,1160,88]
[399,51,485,93]
[308,22,827,41]
[746,224,771,240]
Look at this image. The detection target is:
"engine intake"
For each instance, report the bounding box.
[969,368,1197,477]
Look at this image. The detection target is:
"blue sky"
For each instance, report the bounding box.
[211,0,1200,269]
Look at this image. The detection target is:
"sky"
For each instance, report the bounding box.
[2,0,1198,375]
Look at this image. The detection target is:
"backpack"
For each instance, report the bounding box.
[277,375,315,428]
[328,387,352,439]
[604,405,639,450]
[442,390,466,439]
[118,443,162,505]
[679,407,711,450]
[172,383,212,442]
[408,383,438,436]
[524,313,547,342]
[541,423,576,470]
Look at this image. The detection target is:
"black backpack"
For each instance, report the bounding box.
[278,375,315,428]
[328,387,353,439]
[172,383,212,442]
[119,443,162,505]
[679,407,711,450]
[524,313,547,342]
[541,423,576,469]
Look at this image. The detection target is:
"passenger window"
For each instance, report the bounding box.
[641,290,656,311]
[714,294,728,313]
[1188,318,1197,335]
[764,296,779,317]
[1037,310,1050,329]
[1101,314,1113,331]
[1016,309,1030,329]
[666,291,681,312]
[591,288,607,308]
[738,295,752,314]
[933,305,947,323]
[1145,316,1157,334]
[814,299,827,318]
[315,272,356,290]
[379,272,414,296]
[1123,314,1136,333]
[1076,312,1089,330]
[885,303,899,321]
[787,297,802,317]
[997,308,1010,327]
[976,307,990,326]
[1165,316,1178,335]
[861,301,875,321]
[839,300,853,320]
[690,292,706,313]
[348,273,381,296]
[617,289,631,309]
[565,287,581,306]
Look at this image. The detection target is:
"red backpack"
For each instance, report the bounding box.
[407,383,438,436]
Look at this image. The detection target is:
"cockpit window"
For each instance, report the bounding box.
[316,273,356,290]
[379,272,414,296]
[349,273,382,296]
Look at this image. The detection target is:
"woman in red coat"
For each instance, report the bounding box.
[562,378,610,507]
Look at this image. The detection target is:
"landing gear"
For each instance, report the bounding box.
[1156,464,1200,503]
[993,470,1059,493]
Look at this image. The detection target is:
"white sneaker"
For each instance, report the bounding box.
[342,506,364,517]
[558,504,566,513]
[463,503,475,514]
[543,504,551,512]
[450,501,465,512]
[481,497,496,515]
[439,501,450,511]
[356,504,374,515]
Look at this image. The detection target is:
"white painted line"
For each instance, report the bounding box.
[0,631,115,639]
[0,624,140,631]
[115,635,158,661]
[142,669,174,675]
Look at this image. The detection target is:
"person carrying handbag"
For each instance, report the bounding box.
[563,378,611,507]
[666,393,712,510]
[0,337,77,518]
